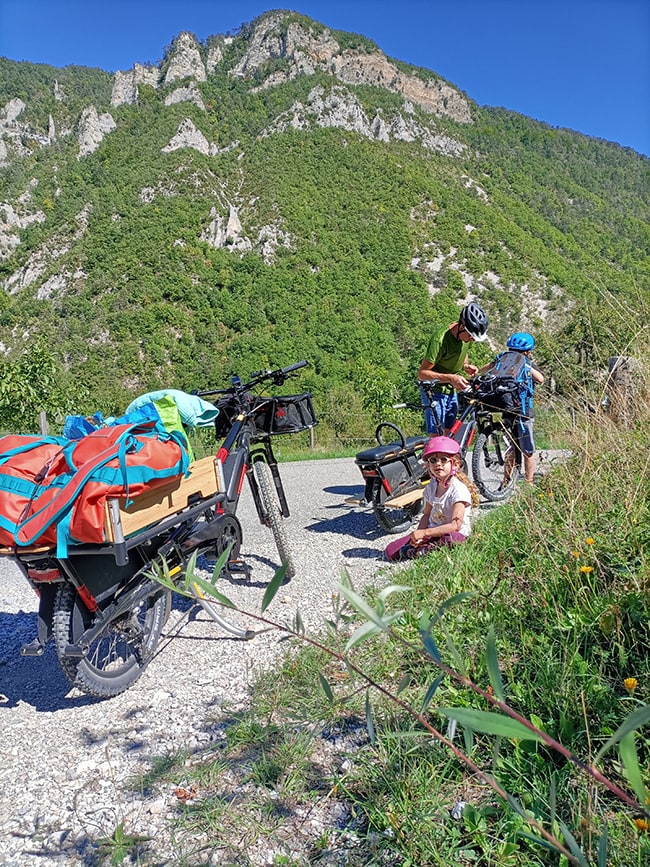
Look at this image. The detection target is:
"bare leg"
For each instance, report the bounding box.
[523,454,535,483]
[502,447,517,485]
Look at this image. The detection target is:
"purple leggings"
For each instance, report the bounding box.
[385,532,467,562]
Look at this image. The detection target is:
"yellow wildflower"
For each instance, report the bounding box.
[572,550,580,559]
[624,677,638,693]
[633,818,648,833]
[585,537,595,545]
[580,565,594,574]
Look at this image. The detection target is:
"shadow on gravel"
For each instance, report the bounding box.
[0,593,199,711]
[305,509,383,540]
[0,611,97,711]
[341,546,384,561]
[323,484,363,497]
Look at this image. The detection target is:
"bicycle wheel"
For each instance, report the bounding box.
[53,578,170,698]
[472,430,516,502]
[254,460,296,579]
[371,476,423,534]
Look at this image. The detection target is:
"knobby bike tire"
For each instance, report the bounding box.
[52,579,170,698]
[371,476,423,535]
[471,430,516,502]
[254,461,296,579]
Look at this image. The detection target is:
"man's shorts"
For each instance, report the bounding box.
[420,384,458,433]
[505,415,535,456]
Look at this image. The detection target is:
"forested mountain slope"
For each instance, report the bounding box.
[0,10,648,433]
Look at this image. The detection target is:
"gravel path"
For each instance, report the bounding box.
[0,457,396,866]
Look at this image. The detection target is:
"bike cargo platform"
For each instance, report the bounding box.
[104,454,223,541]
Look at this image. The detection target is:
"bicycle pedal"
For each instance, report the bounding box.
[228,559,253,579]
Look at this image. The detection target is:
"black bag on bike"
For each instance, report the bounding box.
[252,394,317,436]
[471,351,533,415]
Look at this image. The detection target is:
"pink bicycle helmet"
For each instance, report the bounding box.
[422,436,461,458]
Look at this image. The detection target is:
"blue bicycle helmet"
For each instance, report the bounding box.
[507,332,535,351]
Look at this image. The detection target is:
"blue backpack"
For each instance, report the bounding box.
[472,350,534,416]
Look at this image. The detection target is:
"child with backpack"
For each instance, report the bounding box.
[476,332,545,484]
[385,436,480,561]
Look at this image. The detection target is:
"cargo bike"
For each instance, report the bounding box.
[0,362,317,699]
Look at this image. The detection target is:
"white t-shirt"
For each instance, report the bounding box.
[423,475,472,537]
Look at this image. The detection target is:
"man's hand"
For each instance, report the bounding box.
[464,362,478,377]
[450,373,470,391]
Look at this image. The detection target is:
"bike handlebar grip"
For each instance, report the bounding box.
[281,360,308,374]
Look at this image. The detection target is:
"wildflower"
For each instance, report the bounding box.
[585,537,595,545]
[633,818,648,833]
[572,550,580,559]
[580,565,594,574]
[624,677,638,693]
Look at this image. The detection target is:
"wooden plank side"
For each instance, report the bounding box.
[106,455,221,539]
[383,487,425,508]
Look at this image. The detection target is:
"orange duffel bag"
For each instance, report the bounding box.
[0,420,190,556]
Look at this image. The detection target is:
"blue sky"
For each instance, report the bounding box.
[1,0,648,155]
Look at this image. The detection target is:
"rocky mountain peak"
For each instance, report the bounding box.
[230,11,472,123]
[162,31,207,85]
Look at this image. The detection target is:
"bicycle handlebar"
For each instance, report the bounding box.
[198,360,309,398]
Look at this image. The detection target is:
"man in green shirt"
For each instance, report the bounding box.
[418,302,488,433]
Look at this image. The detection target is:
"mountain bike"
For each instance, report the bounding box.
[198,360,318,581]
[419,381,521,502]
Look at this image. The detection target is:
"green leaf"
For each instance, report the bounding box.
[516,831,566,856]
[339,584,388,630]
[557,819,589,867]
[261,562,288,613]
[419,627,441,662]
[365,691,376,744]
[486,625,506,702]
[441,624,467,677]
[346,620,383,651]
[619,731,647,805]
[421,674,444,712]
[549,772,557,829]
[318,673,334,703]
[430,591,475,627]
[462,722,474,756]
[209,544,232,579]
[189,572,235,608]
[377,583,412,601]
[437,708,544,742]
[396,672,411,695]
[597,824,608,867]
[594,704,650,763]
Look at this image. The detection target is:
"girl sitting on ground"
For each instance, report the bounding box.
[385,435,479,562]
